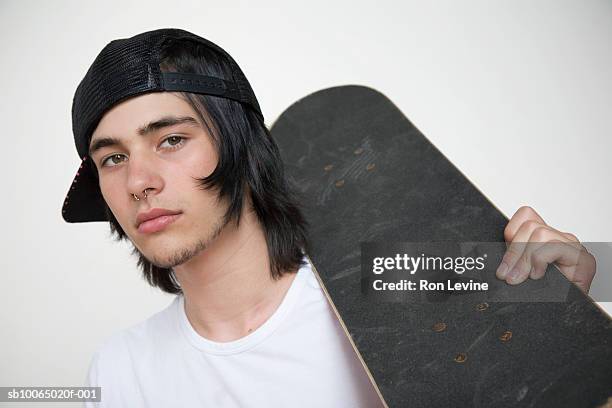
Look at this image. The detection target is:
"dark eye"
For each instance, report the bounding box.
[160,135,185,149]
[101,154,127,168]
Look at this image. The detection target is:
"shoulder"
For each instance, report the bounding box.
[288,256,339,326]
[300,256,331,295]
[85,296,179,386]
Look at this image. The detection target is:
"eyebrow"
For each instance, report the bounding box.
[88,115,200,157]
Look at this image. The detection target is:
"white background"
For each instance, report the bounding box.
[1,0,610,400]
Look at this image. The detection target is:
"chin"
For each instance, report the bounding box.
[141,237,207,269]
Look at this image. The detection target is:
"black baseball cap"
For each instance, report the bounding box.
[61,28,264,223]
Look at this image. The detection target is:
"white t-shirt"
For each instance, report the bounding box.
[84,258,382,407]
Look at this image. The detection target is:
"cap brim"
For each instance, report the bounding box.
[61,156,108,223]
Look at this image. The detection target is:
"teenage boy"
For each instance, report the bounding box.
[62,28,595,407]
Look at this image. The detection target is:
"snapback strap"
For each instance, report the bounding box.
[161,72,244,102]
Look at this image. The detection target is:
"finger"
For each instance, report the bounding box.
[529,240,579,280]
[496,221,537,279]
[562,232,580,242]
[503,206,546,243]
[519,232,587,284]
[497,219,546,280]
[503,226,578,285]
[560,231,587,252]
[531,241,596,293]
[505,240,545,285]
[497,206,546,280]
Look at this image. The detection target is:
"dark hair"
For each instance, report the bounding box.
[96,38,310,294]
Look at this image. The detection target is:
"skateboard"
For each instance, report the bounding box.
[270,85,612,408]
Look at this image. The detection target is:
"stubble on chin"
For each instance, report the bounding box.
[140,215,228,269]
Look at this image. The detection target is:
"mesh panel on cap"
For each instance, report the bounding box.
[72,28,263,159]
[72,32,164,158]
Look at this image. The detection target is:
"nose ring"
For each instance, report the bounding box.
[132,188,150,201]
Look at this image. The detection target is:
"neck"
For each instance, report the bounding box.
[172,205,298,342]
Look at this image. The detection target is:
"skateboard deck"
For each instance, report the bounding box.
[270,85,612,408]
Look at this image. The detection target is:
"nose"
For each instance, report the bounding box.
[125,151,164,201]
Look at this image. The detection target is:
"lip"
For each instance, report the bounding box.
[136,208,182,234]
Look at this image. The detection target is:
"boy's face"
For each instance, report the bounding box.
[89,92,227,268]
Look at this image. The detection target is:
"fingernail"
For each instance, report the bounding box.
[508,268,520,283]
[497,262,508,278]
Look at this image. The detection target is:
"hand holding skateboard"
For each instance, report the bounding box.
[496,205,596,293]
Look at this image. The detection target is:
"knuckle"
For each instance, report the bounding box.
[524,219,542,231]
[564,232,579,242]
[531,226,550,242]
[517,205,536,217]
